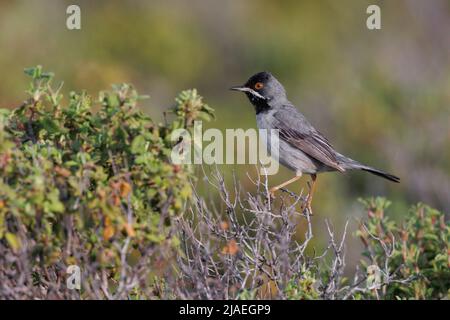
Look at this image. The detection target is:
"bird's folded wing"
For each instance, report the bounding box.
[273,111,345,172]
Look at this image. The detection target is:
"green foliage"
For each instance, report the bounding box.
[172,89,215,128]
[284,268,320,300]
[0,66,212,296]
[357,197,449,299]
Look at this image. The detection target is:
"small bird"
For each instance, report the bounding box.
[231,71,399,212]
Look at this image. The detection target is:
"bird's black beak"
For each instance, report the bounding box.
[229,85,248,92]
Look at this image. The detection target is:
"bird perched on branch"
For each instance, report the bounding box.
[231,71,399,212]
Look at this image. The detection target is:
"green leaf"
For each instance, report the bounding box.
[5,232,21,252]
[131,135,147,154]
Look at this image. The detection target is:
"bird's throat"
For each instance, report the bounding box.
[247,94,272,114]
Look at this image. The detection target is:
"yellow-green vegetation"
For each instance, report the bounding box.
[356,198,449,300]
[0,66,213,298]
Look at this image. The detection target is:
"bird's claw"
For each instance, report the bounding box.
[262,189,276,205]
[268,189,277,200]
[301,201,314,216]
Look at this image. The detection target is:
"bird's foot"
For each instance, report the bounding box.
[268,187,278,199]
[262,189,276,205]
[301,204,313,216]
[301,198,314,216]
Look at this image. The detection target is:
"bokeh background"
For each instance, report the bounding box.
[1,0,449,268]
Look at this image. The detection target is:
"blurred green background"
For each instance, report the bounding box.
[1,0,449,262]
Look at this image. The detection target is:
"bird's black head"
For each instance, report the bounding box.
[230,71,287,113]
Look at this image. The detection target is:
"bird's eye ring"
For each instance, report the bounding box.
[254,82,264,90]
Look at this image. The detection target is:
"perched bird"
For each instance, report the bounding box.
[231,71,399,212]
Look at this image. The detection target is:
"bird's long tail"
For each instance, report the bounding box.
[360,166,400,183]
[337,154,400,183]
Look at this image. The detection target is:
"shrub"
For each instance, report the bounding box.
[0,66,212,299]
[170,171,449,300]
[356,198,449,299]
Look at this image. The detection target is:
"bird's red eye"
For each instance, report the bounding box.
[254,82,264,90]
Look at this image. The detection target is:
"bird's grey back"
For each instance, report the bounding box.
[271,103,318,135]
[256,103,332,174]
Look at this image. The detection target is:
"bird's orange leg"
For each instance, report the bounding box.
[303,174,317,214]
[269,174,302,197]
